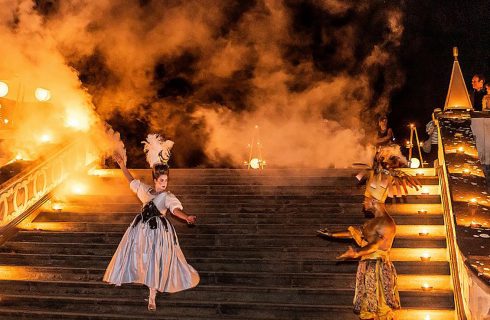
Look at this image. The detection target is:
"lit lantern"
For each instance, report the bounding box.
[51,202,63,212]
[250,158,260,169]
[0,81,8,97]
[470,221,482,228]
[409,158,420,168]
[469,198,478,206]
[420,252,431,262]
[35,88,51,102]
[421,283,433,291]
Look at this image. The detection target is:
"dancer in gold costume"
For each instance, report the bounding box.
[319,145,419,319]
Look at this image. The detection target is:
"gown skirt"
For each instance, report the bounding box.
[103,214,200,293]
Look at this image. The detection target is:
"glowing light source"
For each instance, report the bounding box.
[51,202,63,212]
[420,252,431,262]
[250,158,261,169]
[0,81,8,97]
[468,198,478,206]
[3,118,8,124]
[15,153,23,161]
[462,168,470,176]
[409,158,420,168]
[416,170,424,176]
[419,229,429,236]
[421,283,433,291]
[470,221,482,228]
[418,209,428,214]
[421,187,429,195]
[425,315,431,320]
[71,182,87,195]
[35,88,51,102]
[65,109,90,130]
[40,134,52,143]
[457,146,464,154]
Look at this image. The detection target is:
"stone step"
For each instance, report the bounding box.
[0,307,456,320]
[0,295,366,320]
[41,202,444,216]
[2,234,449,260]
[0,266,453,295]
[0,253,450,274]
[23,219,447,235]
[0,281,453,309]
[32,210,445,226]
[10,231,447,247]
[59,194,441,205]
[76,181,440,196]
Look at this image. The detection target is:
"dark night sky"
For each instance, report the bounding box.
[390,1,490,142]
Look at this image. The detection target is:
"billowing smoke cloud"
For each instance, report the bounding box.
[1,0,405,168]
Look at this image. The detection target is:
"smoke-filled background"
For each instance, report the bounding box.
[0,0,488,168]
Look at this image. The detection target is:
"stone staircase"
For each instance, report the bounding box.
[0,169,455,319]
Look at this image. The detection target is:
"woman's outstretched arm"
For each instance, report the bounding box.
[172,208,197,225]
[113,153,135,183]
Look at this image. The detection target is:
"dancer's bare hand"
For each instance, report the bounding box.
[186,215,197,225]
[336,246,358,260]
[113,153,125,167]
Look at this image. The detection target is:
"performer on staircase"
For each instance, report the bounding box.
[336,197,401,320]
[103,134,200,312]
[318,146,419,319]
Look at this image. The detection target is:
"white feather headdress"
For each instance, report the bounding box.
[142,134,174,167]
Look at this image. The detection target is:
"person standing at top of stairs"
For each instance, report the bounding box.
[103,134,200,312]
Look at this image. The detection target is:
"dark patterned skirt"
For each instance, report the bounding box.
[353,252,401,319]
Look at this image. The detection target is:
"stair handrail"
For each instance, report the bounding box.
[0,137,92,231]
[436,123,468,320]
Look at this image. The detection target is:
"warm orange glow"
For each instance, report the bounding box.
[15,153,23,160]
[419,229,429,236]
[470,221,482,228]
[250,158,260,169]
[462,168,470,175]
[40,134,52,143]
[420,252,431,262]
[418,209,428,214]
[65,109,91,131]
[51,202,63,211]
[457,146,464,153]
[0,81,8,97]
[421,187,429,195]
[71,182,87,195]
[4,118,9,124]
[421,283,433,291]
[35,87,51,102]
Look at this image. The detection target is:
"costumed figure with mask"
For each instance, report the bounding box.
[318,145,420,319]
[103,134,200,312]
